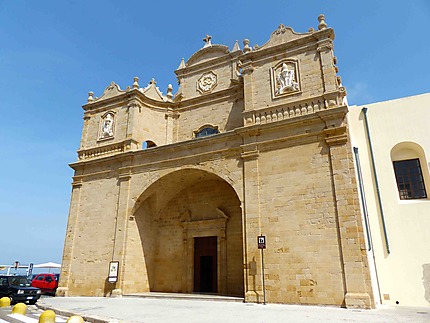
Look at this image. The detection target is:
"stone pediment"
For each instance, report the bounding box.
[257,24,311,49]
[141,79,165,102]
[185,44,230,67]
[96,81,127,101]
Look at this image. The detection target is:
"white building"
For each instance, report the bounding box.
[349,92,430,306]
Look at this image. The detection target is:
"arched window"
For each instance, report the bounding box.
[391,142,429,200]
[194,125,219,138]
[142,140,157,150]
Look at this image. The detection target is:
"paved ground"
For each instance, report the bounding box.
[36,294,430,323]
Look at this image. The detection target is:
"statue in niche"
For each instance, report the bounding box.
[100,114,114,139]
[275,63,299,95]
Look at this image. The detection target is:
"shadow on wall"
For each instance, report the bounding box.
[104,277,116,296]
[423,264,430,304]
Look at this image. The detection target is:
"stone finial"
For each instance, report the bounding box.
[318,14,327,30]
[178,58,186,70]
[133,77,139,89]
[232,40,241,52]
[166,84,173,101]
[203,34,212,48]
[87,91,94,103]
[243,39,252,53]
[149,78,156,85]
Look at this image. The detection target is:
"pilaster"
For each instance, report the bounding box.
[241,56,255,113]
[125,99,141,139]
[317,37,337,94]
[56,178,83,297]
[240,140,264,303]
[110,166,132,297]
[165,108,179,145]
[323,117,374,309]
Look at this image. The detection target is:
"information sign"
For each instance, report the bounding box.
[108,261,119,283]
[258,235,266,249]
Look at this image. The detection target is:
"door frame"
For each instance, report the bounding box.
[194,236,218,293]
[181,217,229,294]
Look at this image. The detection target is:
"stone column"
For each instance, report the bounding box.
[321,109,374,309]
[56,178,83,297]
[110,167,132,297]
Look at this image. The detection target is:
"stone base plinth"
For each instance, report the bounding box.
[111,289,123,297]
[55,287,69,297]
[245,291,264,303]
[345,292,373,309]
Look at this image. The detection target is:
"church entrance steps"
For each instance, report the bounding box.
[123,292,244,303]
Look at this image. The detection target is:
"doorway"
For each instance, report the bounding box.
[194,236,217,293]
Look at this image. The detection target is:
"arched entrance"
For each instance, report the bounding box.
[131,169,244,297]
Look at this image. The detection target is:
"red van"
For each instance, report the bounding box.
[31,274,59,295]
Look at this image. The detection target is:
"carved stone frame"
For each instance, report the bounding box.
[98,111,116,141]
[193,124,220,138]
[181,217,229,294]
[197,71,218,94]
[271,59,301,99]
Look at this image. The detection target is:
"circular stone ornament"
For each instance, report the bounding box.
[197,71,217,94]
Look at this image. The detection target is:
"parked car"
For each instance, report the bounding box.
[0,275,41,304]
[31,273,59,295]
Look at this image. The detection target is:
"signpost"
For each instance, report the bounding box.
[258,235,266,305]
[27,263,33,277]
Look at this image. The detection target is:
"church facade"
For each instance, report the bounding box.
[58,15,374,308]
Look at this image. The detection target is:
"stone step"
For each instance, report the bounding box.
[123,292,244,303]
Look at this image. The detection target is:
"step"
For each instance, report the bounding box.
[123,292,244,303]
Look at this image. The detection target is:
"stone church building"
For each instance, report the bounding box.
[58,15,374,308]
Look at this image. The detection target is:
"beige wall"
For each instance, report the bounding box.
[59,18,374,308]
[349,92,430,306]
[257,143,346,305]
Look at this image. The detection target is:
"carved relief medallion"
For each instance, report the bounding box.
[99,112,115,140]
[271,60,300,98]
[197,71,217,94]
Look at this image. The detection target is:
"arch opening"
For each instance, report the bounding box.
[125,169,244,297]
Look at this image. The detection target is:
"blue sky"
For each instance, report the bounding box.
[1,1,429,266]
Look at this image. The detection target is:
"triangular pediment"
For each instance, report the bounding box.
[141,80,165,101]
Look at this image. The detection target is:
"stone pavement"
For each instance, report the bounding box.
[37,294,430,323]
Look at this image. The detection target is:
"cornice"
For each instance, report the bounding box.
[176,49,242,77]
[82,89,173,113]
[175,84,243,112]
[239,28,334,64]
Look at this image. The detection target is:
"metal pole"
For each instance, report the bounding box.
[261,248,266,305]
[353,147,372,251]
[362,107,390,254]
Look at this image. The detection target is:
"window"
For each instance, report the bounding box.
[142,140,157,149]
[393,158,427,200]
[194,126,219,138]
